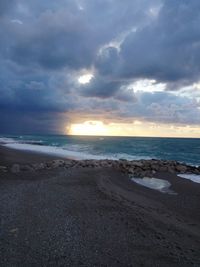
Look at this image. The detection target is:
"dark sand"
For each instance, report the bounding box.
[0,145,64,166]
[0,146,200,266]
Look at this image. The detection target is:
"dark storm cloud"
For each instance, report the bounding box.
[0,0,15,16]
[95,47,120,77]
[9,11,95,70]
[79,76,123,98]
[0,0,200,133]
[97,0,200,86]
[2,0,155,70]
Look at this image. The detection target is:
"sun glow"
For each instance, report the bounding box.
[69,121,108,136]
[78,74,93,84]
[67,120,200,138]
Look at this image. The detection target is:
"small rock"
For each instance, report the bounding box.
[132,161,144,167]
[176,165,187,173]
[10,228,18,233]
[167,166,176,173]
[20,165,34,172]
[159,166,168,172]
[51,160,65,168]
[0,166,7,172]
[128,168,135,174]
[193,168,200,174]
[151,164,159,171]
[31,163,45,170]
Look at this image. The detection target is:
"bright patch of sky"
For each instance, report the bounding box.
[78,74,94,84]
[129,79,166,93]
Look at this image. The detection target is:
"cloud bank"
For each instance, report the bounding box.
[0,0,200,134]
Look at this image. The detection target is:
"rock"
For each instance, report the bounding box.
[176,165,187,173]
[188,166,197,173]
[133,167,144,177]
[119,161,127,168]
[138,171,147,178]
[159,166,168,172]
[128,167,135,174]
[20,165,34,172]
[93,161,100,168]
[0,166,7,172]
[167,166,176,173]
[151,164,159,171]
[193,168,200,174]
[31,163,45,170]
[132,161,144,167]
[10,164,20,173]
[50,160,65,168]
[64,160,73,168]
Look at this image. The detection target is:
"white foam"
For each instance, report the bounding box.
[3,142,152,161]
[62,144,93,152]
[111,153,151,161]
[3,143,111,160]
[0,137,16,144]
[177,174,200,184]
[131,177,174,194]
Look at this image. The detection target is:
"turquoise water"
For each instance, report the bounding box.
[1,135,200,166]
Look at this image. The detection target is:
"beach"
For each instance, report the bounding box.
[0,146,200,266]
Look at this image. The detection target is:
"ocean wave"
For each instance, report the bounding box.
[111,153,152,161]
[62,144,93,152]
[2,136,197,165]
[3,142,150,161]
[0,137,17,144]
[0,137,44,145]
[20,140,44,145]
[3,143,108,160]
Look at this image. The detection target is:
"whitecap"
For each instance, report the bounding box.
[3,143,109,160]
[113,153,152,161]
[3,142,158,161]
[0,137,17,144]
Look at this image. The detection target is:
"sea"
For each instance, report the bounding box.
[0,135,200,166]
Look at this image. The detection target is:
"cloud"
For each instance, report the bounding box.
[0,0,15,16]
[78,76,123,98]
[95,0,200,88]
[0,0,200,134]
[118,0,200,86]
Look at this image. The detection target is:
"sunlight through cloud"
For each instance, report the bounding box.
[78,74,93,84]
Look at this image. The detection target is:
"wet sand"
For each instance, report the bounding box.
[0,145,64,166]
[0,146,200,266]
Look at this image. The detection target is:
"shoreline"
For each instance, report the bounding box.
[0,145,200,265]
[1,136,200,166]
[1,144,200,178]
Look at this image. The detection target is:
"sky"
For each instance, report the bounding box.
[1,0,200,137]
